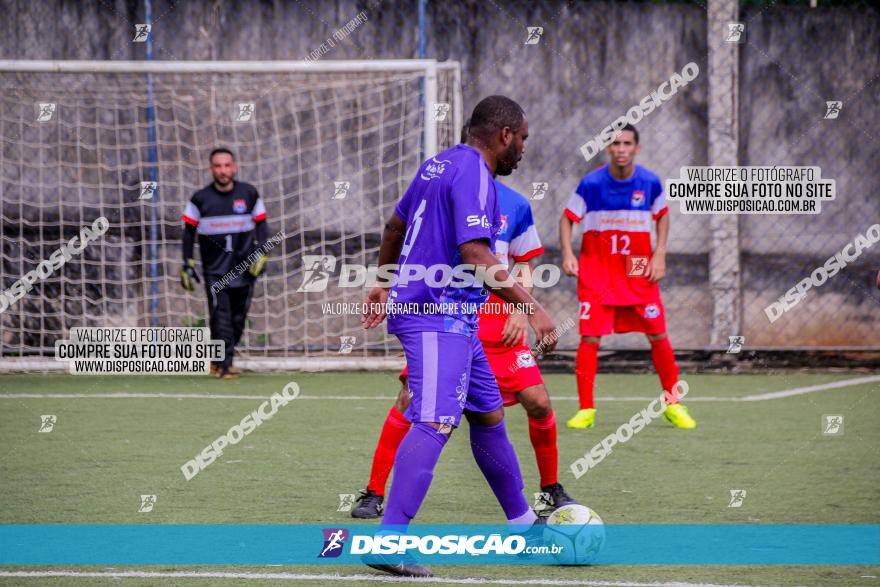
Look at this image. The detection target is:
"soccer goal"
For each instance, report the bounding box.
[0,59,463,371]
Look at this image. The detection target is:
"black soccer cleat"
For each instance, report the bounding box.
[351,489,384,519]
[540,482,580,509]
[364,552,432,577]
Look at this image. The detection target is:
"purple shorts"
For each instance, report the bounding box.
[397,330,502,428]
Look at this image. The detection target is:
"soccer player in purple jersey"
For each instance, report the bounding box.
[350,121,577,521]
[361,96,557,577]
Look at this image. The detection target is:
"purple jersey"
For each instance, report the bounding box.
[387,145,501,335]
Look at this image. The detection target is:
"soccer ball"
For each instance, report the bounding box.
[542,504,605,565]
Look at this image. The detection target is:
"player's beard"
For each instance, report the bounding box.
[494,142,520,176]
[213,174,233,187]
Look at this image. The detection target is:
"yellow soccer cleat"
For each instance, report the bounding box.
[664,403,696,429]
[566,408,596,429]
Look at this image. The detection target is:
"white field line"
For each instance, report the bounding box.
[0,374,877,403]
[0,570,764,587]
[736,374,880,401]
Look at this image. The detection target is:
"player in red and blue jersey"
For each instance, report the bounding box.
[560,124,696,430]
[361,97,558,577]
[351,132,577,521]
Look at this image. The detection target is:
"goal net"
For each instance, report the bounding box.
[0,60,463,368]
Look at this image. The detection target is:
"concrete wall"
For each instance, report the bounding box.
[1,0,877,350]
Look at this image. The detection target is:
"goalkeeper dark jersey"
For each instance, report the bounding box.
[182,181,268,287]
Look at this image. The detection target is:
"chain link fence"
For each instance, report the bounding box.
[1,0,877,363]
[459,0,879,351]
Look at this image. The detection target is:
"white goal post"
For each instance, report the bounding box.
[0,59,463,372]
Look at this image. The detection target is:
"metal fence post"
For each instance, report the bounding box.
[708,0,741,346]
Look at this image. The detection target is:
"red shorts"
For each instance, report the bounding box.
[578,299,667,337]
[398,340,543,408]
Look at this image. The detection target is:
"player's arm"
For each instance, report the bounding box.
[502,206,544,346]
[646,175,670,283]
[448,160,556,350]
[460,240,557,352]
[500,259,535,346]
[645,213,668,283]
[560,187,586,277]
[249,192,270,277]
[362,213,407,329]
[180,198,201,291]
[560,214,578,276]
[182,223,196,262]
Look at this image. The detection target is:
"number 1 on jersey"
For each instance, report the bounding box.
[224,234,233,252]
[400,199,427,259]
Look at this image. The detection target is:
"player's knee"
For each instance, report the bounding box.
[519,387,552,418]
[525,400,551,419]
[465,408,504,427]
[647,333,667,342]
[582,336,601,344]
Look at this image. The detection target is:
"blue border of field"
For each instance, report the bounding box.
[1,524,877,565]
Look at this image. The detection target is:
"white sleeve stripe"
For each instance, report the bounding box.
[565,191,587,219]
[252,198,267,218]
[651,193,667,214]
[183,201,201,221]
[509,224,542,258]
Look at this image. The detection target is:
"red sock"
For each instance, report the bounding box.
[528,410,558,487]
[650,337,681,404]
[576,340,599,409]
[367,407,411,495]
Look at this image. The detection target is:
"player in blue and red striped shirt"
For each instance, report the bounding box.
[560,124,696,430]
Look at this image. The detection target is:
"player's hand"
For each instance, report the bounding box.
[501,311,528,347]
[248,254,268,277]
[180,259,201,291]
[528,307,557,354]
[876,270,880,290]
[561,251,579,277]
[646,251,666,283]
[362,287,389,329]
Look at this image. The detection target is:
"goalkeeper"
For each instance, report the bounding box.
[180,148,270,379]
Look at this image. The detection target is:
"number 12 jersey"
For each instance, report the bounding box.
[564,165,667,306]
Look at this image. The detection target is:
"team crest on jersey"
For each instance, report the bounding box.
[420,157,452,181]
[498,214,508,236]
[644,304,660,319]
[232,198,247,214]
[631,190,646,207]
[516,350,536,368]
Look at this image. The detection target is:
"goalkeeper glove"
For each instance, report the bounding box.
[181,258,201,291]
[248,254,268,278]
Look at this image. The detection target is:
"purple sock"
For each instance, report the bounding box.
[381,423,449,527]
[470,420,534,522]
